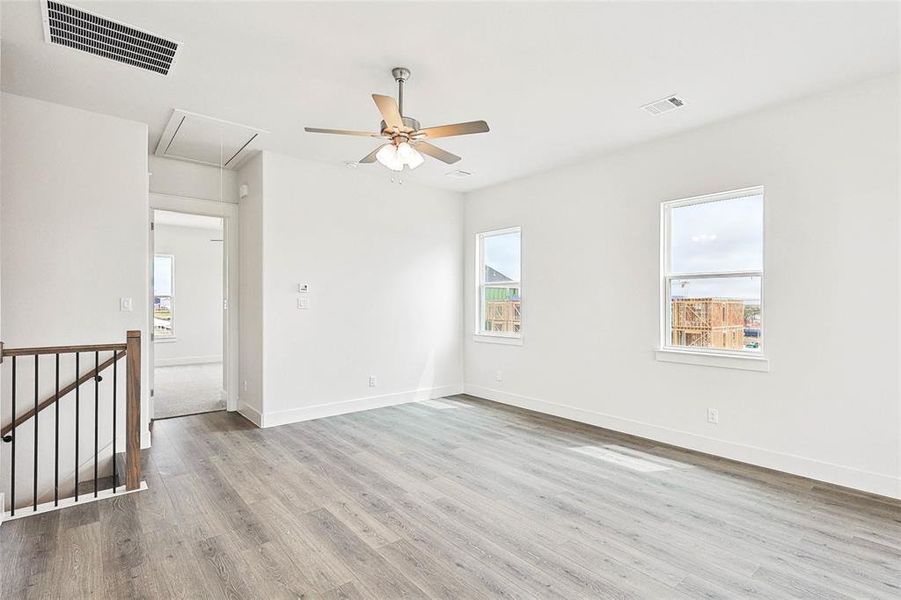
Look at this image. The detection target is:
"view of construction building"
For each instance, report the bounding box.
[485,287,521,333]
[483,265,521,333]
[671,297,759,350]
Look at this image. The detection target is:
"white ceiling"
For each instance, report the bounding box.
[2,1,898,192]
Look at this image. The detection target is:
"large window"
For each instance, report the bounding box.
[661,188,763,354]
[477,227,521,338]
[154,254,174,338]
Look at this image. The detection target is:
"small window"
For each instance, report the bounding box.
[154,254,174,338]
[661,188,763,353]
[477,227,521,337]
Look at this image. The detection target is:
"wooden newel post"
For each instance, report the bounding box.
[125,330,142,490]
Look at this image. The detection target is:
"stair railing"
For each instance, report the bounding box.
[0,330,142,517]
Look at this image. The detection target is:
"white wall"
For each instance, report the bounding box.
[464,75,901,498]
[1,93,151,509]
[153,223,223,366]
[237,153,264,422]
[238,152,464,426]
[149,155,239,204]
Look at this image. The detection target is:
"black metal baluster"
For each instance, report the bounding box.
[94,351,99,498]
[11,356,16,517]
[54,353,60,506]
[75,352,80,502]
[112,351,118,493]
[33,355,38,512]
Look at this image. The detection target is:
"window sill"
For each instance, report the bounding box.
[473,334,523,346]
[655,348,768,372]
[154,336,177,344]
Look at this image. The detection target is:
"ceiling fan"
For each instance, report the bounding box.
[304,67,489,171]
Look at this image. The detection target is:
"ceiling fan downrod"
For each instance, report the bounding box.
[392,67,411,117]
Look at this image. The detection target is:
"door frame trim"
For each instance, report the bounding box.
[149,193,239,413]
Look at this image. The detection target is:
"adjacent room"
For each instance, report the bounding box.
[152,210,226,419]
[0,1,899,598]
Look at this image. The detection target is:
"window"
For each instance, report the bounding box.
[476,227,521,339]
[154,254,174,338]
[661,188,763,355]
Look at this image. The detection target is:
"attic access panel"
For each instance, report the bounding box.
[155,110,267,170]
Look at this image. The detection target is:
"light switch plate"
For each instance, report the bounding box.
[297,296,310,309]
[119,297,133,312]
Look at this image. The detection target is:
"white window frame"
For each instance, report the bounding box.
[657,186,768,371]
[474,226,523,345]
[154,253,176,340]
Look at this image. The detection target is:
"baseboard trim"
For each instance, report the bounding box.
[237,402,263,427]
[261,384,464,429]
[155,355,222,367]
[464,384,901,500]
[2,482,148,523]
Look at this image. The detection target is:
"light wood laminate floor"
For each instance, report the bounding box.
[2,395,900,599]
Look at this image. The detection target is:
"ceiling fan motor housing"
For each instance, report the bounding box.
[380,116,421,142]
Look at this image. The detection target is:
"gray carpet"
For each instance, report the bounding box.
[153,362,225,419]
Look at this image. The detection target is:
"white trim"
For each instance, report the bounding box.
[2,482,148,523]
[155,355,222,367]
[475,226,523,338]
[0,493,4,523]
[150,194,239,414]
[655,348,769,372]
[473,334,523,346]
[662,185,766,209]
[260,384,464,429]
[237,402,262,427]
[659,186,766,360]
[464,385,901,500]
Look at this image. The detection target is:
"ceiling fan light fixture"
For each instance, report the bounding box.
[376,144,404,171]
[406,148,424,169]
[396,142,414,161]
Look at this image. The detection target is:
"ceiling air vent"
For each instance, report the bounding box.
[41,1,179,75]
[641,95,686,116]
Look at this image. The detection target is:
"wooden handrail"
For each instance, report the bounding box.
[2,330,143,514]
[1,350,127,437]
[2,342,127,358]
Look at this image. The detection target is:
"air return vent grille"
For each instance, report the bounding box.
[42,1,178,75]
[640,95,686,116]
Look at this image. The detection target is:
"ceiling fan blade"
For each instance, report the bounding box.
[372,94,403,129]
[359,144,388,164]
[415,141,461,164]
[415,120,489,140]
[304,127,382,137]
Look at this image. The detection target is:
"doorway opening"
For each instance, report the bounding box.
[152,210,226,419]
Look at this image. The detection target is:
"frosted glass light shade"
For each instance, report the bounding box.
[405,147,424,169]
[376,144,404,171]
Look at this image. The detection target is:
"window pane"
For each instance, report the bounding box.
[154,255,173,296]
[670,194,762,273]
[669,276,761,351]
[482,286,521,334]
[483,231,521,282]
[154,296,173,336]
